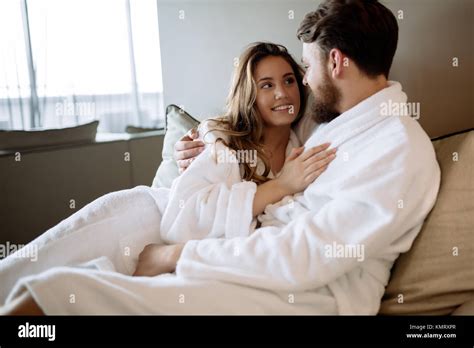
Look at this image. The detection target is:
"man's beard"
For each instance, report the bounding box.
[311,69,341,124]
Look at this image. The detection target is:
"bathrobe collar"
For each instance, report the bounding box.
[306,81,407,148]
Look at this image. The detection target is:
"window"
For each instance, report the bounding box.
[0,0,32,130]
[0,0,164,132]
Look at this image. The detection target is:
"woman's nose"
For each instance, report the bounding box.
[274,85,288,100]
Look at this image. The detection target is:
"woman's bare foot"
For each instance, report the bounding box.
[0,291,45,315]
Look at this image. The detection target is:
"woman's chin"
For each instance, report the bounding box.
[265,120,295,128]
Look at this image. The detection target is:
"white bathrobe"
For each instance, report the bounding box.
[160,121,300,243]
[175,81,441,314]
[0,81,440,315]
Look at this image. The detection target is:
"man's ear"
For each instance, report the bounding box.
[328,48,345,79]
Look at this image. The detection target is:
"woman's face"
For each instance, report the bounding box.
[253,56,301,128]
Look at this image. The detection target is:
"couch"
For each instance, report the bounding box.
[0,127,165,246]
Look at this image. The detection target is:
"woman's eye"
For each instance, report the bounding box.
[285,77,295,84]
[261,83,272,89]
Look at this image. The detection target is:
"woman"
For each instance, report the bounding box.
[136,42,336,275]
[156,43,336,242]
[1,43,336,314]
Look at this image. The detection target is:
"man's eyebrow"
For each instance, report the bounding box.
[258,72,295,83]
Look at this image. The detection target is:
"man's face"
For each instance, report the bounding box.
[302,43,341,123]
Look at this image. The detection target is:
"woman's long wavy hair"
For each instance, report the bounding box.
[208,42,307,185]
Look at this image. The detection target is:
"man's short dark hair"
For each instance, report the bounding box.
[297,0,398,78]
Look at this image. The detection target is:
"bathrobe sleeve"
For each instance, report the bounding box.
[176,132,441,291]
[160,139,257,244]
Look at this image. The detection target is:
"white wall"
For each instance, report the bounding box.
[157,0,317,120]
[157,0,473,137]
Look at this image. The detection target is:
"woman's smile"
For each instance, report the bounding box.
[271,104,294,112]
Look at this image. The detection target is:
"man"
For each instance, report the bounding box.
[2,0,439,315]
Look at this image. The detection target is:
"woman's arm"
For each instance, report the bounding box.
[252,179,289,217]
[161,141,258,243]
[163,130,336,243]
[252,144,336,217]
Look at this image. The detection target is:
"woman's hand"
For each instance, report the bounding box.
[133,243,185,277]
[276,143,336,195]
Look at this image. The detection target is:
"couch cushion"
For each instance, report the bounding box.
[380,130,474,315]
[152,105,200,188]
[0,121,99,151]
[452,297,474,315]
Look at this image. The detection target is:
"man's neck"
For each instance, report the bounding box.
[338,75,388,114]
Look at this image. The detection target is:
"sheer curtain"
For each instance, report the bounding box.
[0,0,31,130]
[0,0,164,133]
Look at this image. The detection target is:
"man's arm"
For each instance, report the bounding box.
[173,144,440,292]
[174,128,205,173]
[146,190,401,286]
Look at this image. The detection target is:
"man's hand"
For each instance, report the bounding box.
[174,128,205,174]
[133,243,185,277]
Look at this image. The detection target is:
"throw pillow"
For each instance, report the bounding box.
[151,104,200,188]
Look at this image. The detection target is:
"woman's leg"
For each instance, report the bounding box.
[1,267,338,315]
[0,291,44,315]
[0,186,169,304]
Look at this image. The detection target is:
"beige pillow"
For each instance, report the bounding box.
[152,104,200,188]
[380,130,474,315]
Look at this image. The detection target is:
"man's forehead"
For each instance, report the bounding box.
[302,42,320,60]
[302,42,314,58]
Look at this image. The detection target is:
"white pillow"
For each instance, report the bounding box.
[152,105,200,188]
